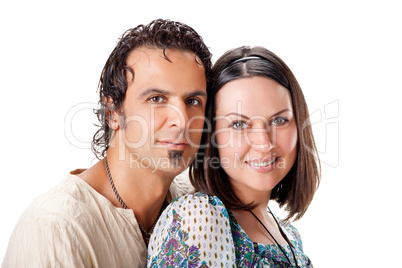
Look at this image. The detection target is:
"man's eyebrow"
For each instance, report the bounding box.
[138,88,170,99]
[139,88,207,99]
[185,90,207,98]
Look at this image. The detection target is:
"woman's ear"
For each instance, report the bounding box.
[104,97,120,130]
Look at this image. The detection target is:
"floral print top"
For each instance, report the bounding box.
[147,192,312,267]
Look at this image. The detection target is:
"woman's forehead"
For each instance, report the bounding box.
[215,76,293,117]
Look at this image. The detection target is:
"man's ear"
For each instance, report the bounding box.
[104,97,120,130]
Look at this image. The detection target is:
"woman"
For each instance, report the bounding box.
[147,46,320,267]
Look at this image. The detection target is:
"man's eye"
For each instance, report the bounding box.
[271,117,288,126]
[149,96,165,103]
[187,99,201,106]
[229,121,249,130]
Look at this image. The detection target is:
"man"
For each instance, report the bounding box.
[2,19,212,267]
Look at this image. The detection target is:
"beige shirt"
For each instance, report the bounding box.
[2,172,193,268]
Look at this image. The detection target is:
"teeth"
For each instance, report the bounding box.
[249,159,276,167]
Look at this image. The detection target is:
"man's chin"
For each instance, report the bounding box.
[150,163,189,177]
[128,151,195,174]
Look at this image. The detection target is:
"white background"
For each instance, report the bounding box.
[1,0,401,267]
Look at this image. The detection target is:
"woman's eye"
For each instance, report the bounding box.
[271,117,288,126]
[187,98,201,106]
[149,96,165,103]
[229,121,249,130]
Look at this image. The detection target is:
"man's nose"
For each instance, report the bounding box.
[165,101,189,130]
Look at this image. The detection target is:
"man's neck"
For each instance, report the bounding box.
[79,150,176,231]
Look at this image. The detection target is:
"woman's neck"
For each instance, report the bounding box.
[231,202,288,246]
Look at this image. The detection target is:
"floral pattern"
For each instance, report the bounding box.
[147,192,312,267]
[228,209,313,267]
[154,210,202,267]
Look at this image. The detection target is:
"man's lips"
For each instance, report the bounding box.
[157,140,189,150]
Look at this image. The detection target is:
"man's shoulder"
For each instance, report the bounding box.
[168,171,195,200]
[18,174,101,224]
[3,175,95,267]
[4,174,145,267]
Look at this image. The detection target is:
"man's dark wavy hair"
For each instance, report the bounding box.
[91,19,212,159]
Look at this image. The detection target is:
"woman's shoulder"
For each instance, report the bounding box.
[148,192,236,267]
[277,218,304,250]
[171,192,223,204]
[150,192,231,246]
[167,192,229,217]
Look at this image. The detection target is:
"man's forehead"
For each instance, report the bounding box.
[126,46,196,67]
[124,46,206,98]
[126,47,160,65]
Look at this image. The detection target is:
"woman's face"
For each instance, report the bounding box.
[214,76,298,201]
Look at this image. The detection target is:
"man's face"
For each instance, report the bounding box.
[113,47,207,175]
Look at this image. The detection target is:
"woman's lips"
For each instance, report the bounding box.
[246,158,279,173]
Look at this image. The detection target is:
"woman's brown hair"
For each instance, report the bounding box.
[190,46,320,221]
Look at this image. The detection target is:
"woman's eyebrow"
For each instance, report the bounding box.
[225,113,250,120]
[225,109,291,119]
[270,109,292,118]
